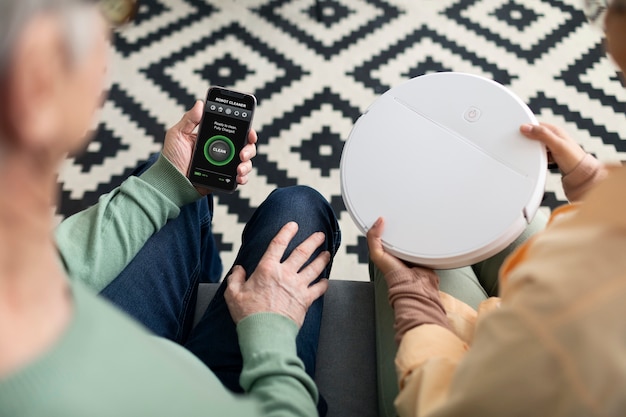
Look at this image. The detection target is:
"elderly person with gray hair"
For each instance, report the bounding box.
[0,1,339,416]
[367,1,626,416]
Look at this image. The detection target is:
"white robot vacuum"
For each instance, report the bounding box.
[340,72,546,269]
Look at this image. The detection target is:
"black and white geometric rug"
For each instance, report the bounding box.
[57,0,626,281]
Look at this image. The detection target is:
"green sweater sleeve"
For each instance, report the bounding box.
[55,154,201,292]
[238,313,320,417]
[0,283,319,417]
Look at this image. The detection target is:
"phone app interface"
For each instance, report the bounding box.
[190,98,252,188]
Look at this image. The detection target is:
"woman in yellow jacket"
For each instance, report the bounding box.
[368,1,626,416]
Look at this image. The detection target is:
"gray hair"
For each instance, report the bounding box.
[0,0,98,76]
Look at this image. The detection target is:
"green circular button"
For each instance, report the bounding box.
[204,135,235,166]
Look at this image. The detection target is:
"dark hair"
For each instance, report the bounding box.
[611,0,626,13]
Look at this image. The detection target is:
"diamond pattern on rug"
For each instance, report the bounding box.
[445,0,584,63]
[254,0,402,59]
[351,26,515,94]
[57,0,626,281]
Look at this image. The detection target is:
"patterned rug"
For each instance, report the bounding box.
[57,0,626,281]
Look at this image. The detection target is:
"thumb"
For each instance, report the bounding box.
[226,265,246,295]
[367,217,385,250]
[175,100,204,136]
[520,123,558,148]
[308,278,329,303]
[367,217,388,263]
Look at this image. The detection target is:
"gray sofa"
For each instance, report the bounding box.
[194,280,379,417]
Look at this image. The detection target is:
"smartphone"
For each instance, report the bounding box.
[188,87,256,192]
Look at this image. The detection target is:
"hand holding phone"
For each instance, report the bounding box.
[188,87,257,192]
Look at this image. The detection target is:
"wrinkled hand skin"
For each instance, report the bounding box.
[225,222,330,328]
[161,100,258,195]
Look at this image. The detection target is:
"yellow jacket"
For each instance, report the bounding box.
[395,161,626,416]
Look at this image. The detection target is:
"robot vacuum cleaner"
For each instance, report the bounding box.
[340,72,546,269]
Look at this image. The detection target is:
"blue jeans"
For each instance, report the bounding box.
[100,156,340,413]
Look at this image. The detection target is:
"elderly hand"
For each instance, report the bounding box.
[225,222,330,328]
[162,100,258,195]
[520,122,586,175]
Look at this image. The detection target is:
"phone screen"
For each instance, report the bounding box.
[188,87,256,192]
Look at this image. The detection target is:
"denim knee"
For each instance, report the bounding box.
[267,185,330,214]
[259,186,340,254]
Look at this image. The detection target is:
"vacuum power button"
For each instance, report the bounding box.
[464,107,482,123]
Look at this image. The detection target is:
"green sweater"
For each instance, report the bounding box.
[0,154,319,416]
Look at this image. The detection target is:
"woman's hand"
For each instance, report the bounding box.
[367,217,412,276]
[520,122,586,175]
